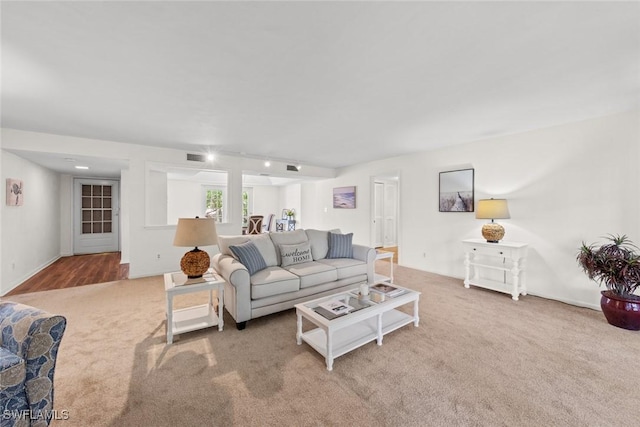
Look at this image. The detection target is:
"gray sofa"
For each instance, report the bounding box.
[212,229,376,329]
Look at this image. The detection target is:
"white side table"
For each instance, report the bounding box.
[164,271,225,344]
[375,250,394,283]
[462,239,529,300]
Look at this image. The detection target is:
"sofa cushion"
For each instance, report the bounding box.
[269,229,309,265]
[218,234,278,267]
[229,241,267,275]
[317,257,367,279]
[305,229,330,260]
[218,235,249,257]
[279,242,313,267]
[283,261,338,289]
[250,267,300,299]
[327,232,354,259]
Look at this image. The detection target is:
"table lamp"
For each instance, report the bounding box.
[476,198,510,243]
[173,217,218,278]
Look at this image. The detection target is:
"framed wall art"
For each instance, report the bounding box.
[6,178,23,206]
[333,186,356,209]
[439,169,474,212]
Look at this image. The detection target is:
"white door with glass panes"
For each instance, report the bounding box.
[74,179,120,254]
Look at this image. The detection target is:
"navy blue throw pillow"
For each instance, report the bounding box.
[229,241,267,275]
[327,232,353,259]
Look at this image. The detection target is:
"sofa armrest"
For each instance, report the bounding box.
[212,253,249,285]
[211,253,252,323]
[352,244,377,284]
[0,302,66,424]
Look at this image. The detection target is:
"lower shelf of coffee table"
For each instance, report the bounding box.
[301,309,413,359]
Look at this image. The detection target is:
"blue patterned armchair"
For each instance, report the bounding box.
[0,302,66,427]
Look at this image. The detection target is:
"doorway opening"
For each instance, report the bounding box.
[371,173,400,262]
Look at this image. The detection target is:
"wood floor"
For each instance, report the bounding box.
[5,252,129,296]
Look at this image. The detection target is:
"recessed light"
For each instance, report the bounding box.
[207,153,214,161]
[75,166,89,170]
[264,160,271,167]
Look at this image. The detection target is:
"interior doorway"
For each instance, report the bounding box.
[371,174,399,256]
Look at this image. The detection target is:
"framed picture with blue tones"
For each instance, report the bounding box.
[439,168,474,212]
[333,186,356,209]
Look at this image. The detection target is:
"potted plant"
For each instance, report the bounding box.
[285,209,295,220]
[577,234,640,330]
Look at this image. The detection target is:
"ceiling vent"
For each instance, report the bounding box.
[286,165,300,172]
[186,153,206,162]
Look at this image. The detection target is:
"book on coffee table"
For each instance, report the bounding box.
[313,296,374,320]
[318,299,353,315]
[370,283,405,297]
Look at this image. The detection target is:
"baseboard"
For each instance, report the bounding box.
[414,269,602,311]
[1,255,61,296]
[525,290,600,311]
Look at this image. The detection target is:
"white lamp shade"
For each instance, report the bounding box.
[476,199,510,220]
[173,218,218,247]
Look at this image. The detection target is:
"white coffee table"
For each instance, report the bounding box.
[295,284,420,371]
[164,270,225,344]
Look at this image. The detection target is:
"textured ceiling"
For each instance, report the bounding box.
[2,1,639,170]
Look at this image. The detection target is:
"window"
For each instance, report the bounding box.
[154,164,229,225]
[203,186,225,223]
[242,187,253,226]
[81,184,113,234]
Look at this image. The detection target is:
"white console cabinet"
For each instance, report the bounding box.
[462,239,529,300]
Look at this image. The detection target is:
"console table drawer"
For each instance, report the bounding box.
[468,245,512,258]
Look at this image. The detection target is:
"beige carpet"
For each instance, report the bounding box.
[6,263,640,426]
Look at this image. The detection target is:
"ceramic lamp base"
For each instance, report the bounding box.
[482,222,505,243]
[180,248,210,279]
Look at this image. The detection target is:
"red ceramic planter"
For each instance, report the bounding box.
[600,290,640,331]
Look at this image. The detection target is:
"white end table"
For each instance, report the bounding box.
[374,250,394,282]
[164,271,225,344]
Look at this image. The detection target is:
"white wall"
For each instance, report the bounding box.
[0,128,335,284]
[120,168,131,264]
[280,183,302,227]
[1,151,61,294]
[301,111,640,309]
[59,175,73,256]
[3,111,637,309]
[147,170,168,226]
[167,180,204,224]
[252,185,280,223]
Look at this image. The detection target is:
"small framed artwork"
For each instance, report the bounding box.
[6,178,23,206]
[333,186,356,209]
[439,169,474,212]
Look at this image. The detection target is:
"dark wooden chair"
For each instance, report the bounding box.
[247,215,263,234]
